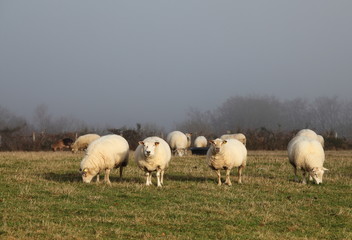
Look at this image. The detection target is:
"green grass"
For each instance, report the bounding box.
[0,150,351,239]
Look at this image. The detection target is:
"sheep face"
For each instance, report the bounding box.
[310,167,328,184]
[209,139,227,154]
[80,168,97,183]
[139,141,160,158]
[175,149,185,157]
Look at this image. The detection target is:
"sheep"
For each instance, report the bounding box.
[79,134,129,185]
[207,138,247,186]
[295,129,324,147]
[51,138,73,151]
[287,135,328,184]
[166,131,191,156]
[71,133,100,153]
[194,136,207,148]
[134,136,171,187]
[220,133,246,146]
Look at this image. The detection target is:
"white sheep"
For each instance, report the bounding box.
[166,131,191,156]
[134,136,171,187]
[207,138,247,186]
[220,133,247,146]
[71,133,100,153]
[194,136,207,148]
[79,134,129,185]
[287,135,328,184]
[295,129,324,147]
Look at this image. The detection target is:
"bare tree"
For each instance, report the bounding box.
[213,95,283,134]
[33,104,52,132]
[175,107,214,137]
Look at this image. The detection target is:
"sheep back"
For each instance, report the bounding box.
[71,133,100,153]
[194,136,207,148]
[295,129,324,147]
[220,133,246,146]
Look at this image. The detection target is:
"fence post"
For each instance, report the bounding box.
[32,132,36,142]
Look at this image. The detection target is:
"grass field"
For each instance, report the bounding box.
[0,150,351,240]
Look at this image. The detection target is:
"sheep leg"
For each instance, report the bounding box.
[96,173,100,183]
[160,170,164,186]
[156,169,162,187]
[119,166,124,179]
[301,171,307,184]
[309,174,313,182]
[238,166,243,184]
[104,169,111,185]
[216,170,222,186]
[293,168,299,182]
[224,169,232,186]
[145,172,153,186]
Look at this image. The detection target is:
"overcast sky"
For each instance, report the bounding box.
[1,1,352,130]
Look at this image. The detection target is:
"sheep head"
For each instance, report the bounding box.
[209,139,227,154]
[80,167,97,183]
[139,141,160,158]
[309,167,329,184]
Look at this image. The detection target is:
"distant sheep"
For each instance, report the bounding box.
[166,131,191,156]
[71,134,100,153]
[194,136,207,148]
[287,135,328,184]
[207,138,247,185]
[134,136,171,187]
[79,134,129,185]
[220,133,246,146]
[295,129,324,147]
[51,138,73,151]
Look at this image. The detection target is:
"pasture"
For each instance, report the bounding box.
[0,150,351,239]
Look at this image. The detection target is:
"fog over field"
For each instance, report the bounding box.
[1,1,352,130]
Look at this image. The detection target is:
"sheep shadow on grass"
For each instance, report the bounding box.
[41,172,82,183]
[41,172,143,184]
[166,174,209,183]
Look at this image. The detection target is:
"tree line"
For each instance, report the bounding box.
[1,96,352,151]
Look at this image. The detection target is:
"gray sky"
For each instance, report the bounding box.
[1,1,352,130]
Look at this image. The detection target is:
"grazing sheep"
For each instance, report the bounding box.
[79,134,129,185]
[207,138,247,186]
[220,133,247,146]
[71,133,100,153]
[287,135,328,184]
[134,136,171,187]
[166,131,190,156]
[194,136,207,148]
[295,129,324,147]
[51,138,73,151]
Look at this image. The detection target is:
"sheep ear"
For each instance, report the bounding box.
[222,140,227,144]
[209,140,215,144]
[138,141,144,145]
[155,142,160,146]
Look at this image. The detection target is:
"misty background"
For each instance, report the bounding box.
[1,1,352,137]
